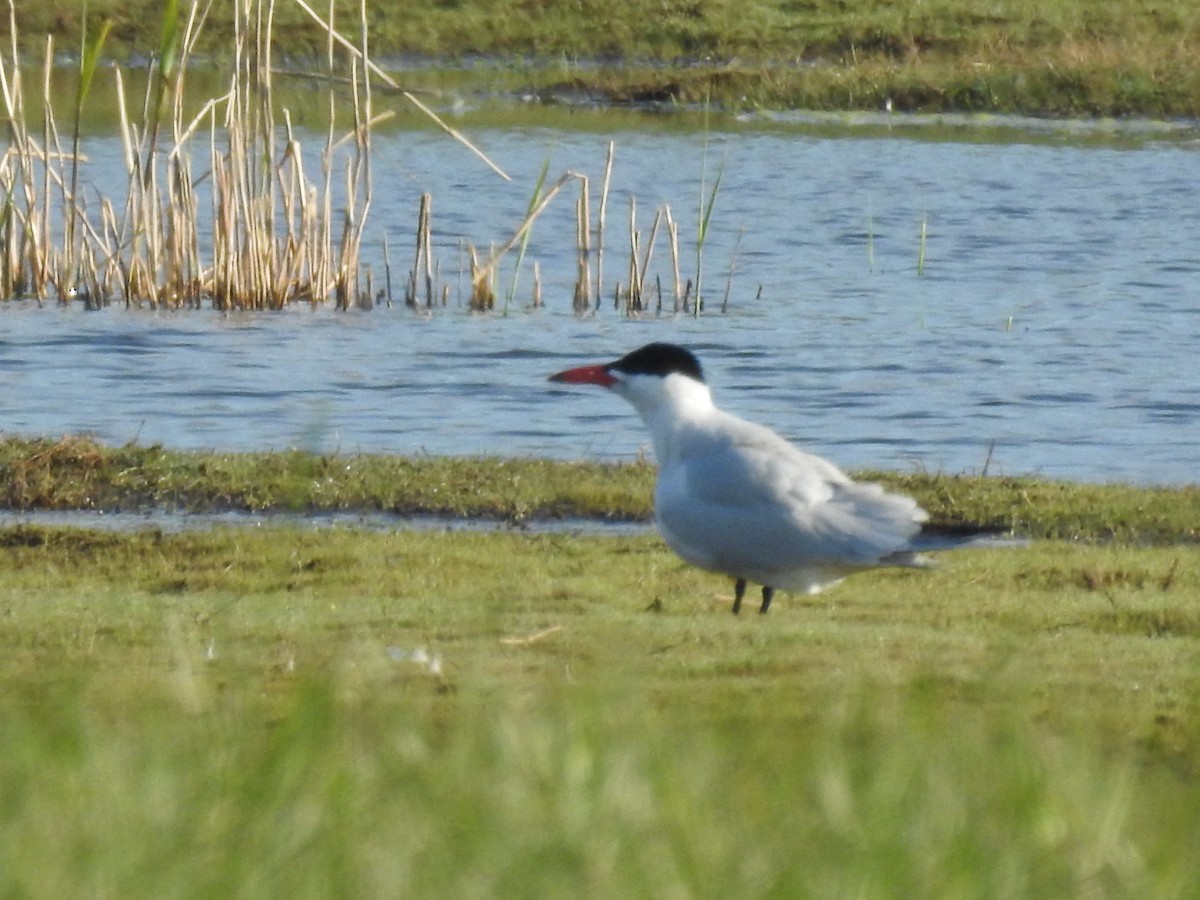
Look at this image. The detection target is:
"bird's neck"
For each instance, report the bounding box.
[630,376,716,463]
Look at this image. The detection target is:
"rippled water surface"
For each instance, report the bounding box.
[2,113,1198,484]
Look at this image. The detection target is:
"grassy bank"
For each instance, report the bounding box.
[1,523,1198,895]
[15,0,1200,116]
[2,435,1198,543]
[2,435,1199,893]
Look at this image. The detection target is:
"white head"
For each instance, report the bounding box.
[549,343,716,447]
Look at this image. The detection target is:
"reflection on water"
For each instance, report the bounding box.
[0,508,656,535]
[1,115,1198,485]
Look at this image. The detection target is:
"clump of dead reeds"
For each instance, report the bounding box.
[2,0,742,316]
[462,138,728,318]
[2,0,399,310]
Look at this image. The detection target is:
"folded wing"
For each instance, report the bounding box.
[656,412,929,581]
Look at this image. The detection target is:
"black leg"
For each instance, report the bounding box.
[732,578,746,615]
[759,586,775,614]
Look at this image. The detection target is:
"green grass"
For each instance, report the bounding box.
[3,435,1198,544]
[0,524,1199,896]
[14,0,1200,116]
[2,437,1198,894]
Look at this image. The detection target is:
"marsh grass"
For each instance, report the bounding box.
[1,436,1199,544]
[0,525,1198,896]
[5,3,748,316]
[0,0,389,309]
[20,0,1200,116]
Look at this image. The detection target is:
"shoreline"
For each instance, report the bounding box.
[1,436,1196,543]
[13,1,1200,118]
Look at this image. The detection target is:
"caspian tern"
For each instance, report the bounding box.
[550,342,1012,614]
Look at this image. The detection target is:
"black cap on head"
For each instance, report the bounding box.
[609,343,705,383]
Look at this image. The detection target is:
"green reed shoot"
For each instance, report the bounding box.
[506,151,552,313]
[470,169,584,309]
[694,159,724,316]
[144,0,179,187]
[720,226,743,313]
[692,91,724,316]
[66,8,111,284]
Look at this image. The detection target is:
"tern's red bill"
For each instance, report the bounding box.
[548,363,617,387]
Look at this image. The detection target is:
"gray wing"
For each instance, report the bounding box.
[656,413,926,575]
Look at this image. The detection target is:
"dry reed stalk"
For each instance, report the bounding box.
[468,244,493,311]
[111,18,177,305]
[636,207,662,313]
[349,3,377,304]
[276,110,309,303]
[594,141,613,308]
[469,170,584,305]
[420,194,434,307]
[288,0,509,182]
[334,57,372,310]
[381,233,392,306]
[664,204,682,312]
[164,6,213,308]
[0,37,35,300]
[0,6,121,303]
[573,174,591,311]
[408,191,434,308]
[2,1,732,319]
[37,39,56,298]
[625,197,638,311]
[620,199,663,315]
[315,15,337,307]
[46,0,384,310]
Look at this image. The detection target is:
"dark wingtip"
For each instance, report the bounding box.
[919,521,1014,540]
[912,520,1028,552]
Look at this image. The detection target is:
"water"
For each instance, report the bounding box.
[0,508,655,536]
[2,112,1198,485]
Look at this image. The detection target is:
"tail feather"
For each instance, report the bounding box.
[889,521,1027,561]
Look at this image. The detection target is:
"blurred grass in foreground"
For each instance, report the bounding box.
[3,680,1196,898]
[0,525,1198,896]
